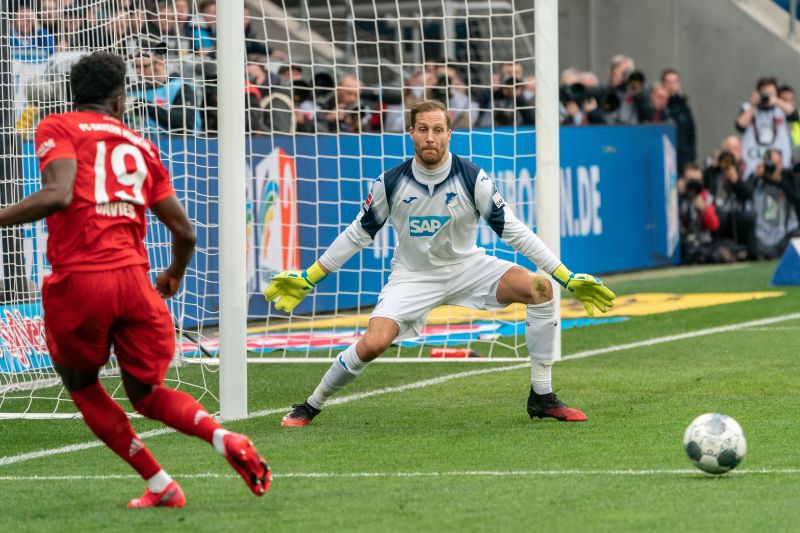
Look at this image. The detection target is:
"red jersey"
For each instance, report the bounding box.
[34,111,175,272]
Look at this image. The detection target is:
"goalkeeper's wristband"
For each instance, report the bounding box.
[551,264,573,288]
[302,261,327,286]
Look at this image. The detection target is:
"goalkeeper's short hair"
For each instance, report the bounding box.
[410,99,451,130]
[70,52,127,106]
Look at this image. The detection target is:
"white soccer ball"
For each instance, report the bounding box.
[683,413,747,474]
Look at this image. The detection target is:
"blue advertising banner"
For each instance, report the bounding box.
[246,125,679,316]
[19,125,678,326]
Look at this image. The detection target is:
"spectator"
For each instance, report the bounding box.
[661,68,697,170]
[429,67,477,130]
[319,74,364,133]
[736,77,796,178]
[704,138,755,261]
[173,0,194,39]
[278,64,303,85]
[106,6,146,57]
[246,56,270,98]
[522,74,536,103]
[9,3,56,119]
[144,0,193,58]
[744,149,800,258]
[644,83,670,123]
[127,49,202,135]
[605,54,648,125]
[244,5,268,57]
[405,67,436,107]
[292,80,319,133]
[678,163,722,264]
[192,0,216,54]
[608,54,634,94]
[560,69,605,126]
[244,57,270,133]
[478,62,534,127]
[255,72,319,134]
[381,87,405,133]
[778,85,800,164]
[37,0,63,49]
[8,3,56,64]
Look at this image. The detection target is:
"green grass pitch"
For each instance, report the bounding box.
[1,261,798,532]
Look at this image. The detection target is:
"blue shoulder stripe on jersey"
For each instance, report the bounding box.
[360,202,386,239]
[382,158,414,207]
[485,197,506,237]
[451,154,481,203]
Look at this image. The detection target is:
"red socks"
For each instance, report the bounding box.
[133,386,222,444]
[70,382,161,480]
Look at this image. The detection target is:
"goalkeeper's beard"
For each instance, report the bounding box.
[415,145,448,168]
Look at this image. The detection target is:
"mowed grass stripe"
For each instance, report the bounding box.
[1,311,798,469]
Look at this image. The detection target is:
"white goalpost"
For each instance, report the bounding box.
[534,0,561,358]
[0,0,559,418]
[216,0,248,419]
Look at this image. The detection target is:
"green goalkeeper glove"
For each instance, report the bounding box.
[551,264,616,317]
[264,261,327,312]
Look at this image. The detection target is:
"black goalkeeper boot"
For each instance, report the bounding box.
[527,387,587,422]
[281,401,321,427]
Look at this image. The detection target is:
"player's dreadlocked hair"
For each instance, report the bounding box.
[70,52,127,106]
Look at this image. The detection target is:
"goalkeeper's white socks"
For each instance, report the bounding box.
[526,300,557,395]
[307,344,367,410]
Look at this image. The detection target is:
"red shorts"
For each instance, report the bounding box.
[42,265,176,385]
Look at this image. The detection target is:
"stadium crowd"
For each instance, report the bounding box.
[8,1,800,265]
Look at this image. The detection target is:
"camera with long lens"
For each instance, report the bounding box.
[625,70,646,93]
[758,91,773,110]
[559,83,621,114]
[686,180,704,196]
[717,151,737,170]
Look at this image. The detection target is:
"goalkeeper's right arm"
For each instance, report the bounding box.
[265,175,388,313]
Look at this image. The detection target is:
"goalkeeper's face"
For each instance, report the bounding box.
[410,111,452,169]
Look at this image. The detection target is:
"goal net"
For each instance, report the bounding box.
[244,0,542,361]
[0,0,550,418]
[0,0,221,417]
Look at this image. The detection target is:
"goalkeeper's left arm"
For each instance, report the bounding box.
[474,170,615,316]
[265,175,388,312]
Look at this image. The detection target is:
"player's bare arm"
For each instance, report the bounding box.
[150,195,197,298]
[0,158,76,227]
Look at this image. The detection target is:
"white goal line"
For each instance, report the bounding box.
[0,468,799,483]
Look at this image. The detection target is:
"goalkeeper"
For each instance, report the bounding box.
[266,99,615,426]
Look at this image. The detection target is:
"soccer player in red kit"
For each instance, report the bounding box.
[0,52,270,507]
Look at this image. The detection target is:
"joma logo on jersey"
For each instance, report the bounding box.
[409,216,450,237]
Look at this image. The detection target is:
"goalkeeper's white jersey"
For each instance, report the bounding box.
[318,153,560,274]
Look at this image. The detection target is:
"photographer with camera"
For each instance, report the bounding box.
[743,149,800,259]
[319,74,370,133]
[559,69,607,126]
[488,74,535,127]
[704,139,756,261]
[678,163,722,264]
[736,77,796,178]
[604,55,649,125]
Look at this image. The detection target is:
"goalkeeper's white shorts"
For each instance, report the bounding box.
[371,252,516,340]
